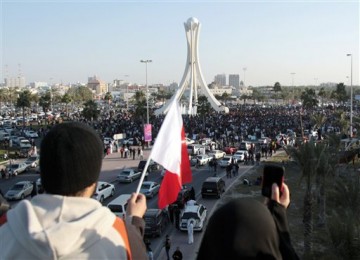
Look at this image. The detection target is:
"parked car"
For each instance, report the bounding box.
[6,162,29,175]
[117,168,142,183]
[5,181,33,200]
[191,154,212,166]
[143,208,169,237]
[19,139,32,149]
[179,204,207,232]
[171,186,192,209]
[92,181,115,202]
[201,177,226,198]
[103,137,114,146]
[123,138,135,145]
[25,155,40,168]
[207,150,226,159]
[233,150,248,162]
[224,146,237,154]
[218,156,236,167]
[24,130,39,138]
[138,160,159,173]
[140,181,160,198]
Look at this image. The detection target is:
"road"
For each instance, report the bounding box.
[0,149,257,260]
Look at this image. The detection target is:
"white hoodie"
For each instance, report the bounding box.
[0,194,128,259]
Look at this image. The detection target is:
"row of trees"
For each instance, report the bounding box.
[286,134,360,259]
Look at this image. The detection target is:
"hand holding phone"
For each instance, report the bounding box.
[261,165,284,198]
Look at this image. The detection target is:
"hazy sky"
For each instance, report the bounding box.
[1,0,359,87]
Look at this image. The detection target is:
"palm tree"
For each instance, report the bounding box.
[16,90,32,129]
[286,142,319,257]
[82,100,99,121]
[61,93,72,116]
[104,92,113,105]
[131,91,147,122]
[313,142,332,227]
[327,173,360,259]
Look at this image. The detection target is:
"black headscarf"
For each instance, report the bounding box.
[197,198,282,260]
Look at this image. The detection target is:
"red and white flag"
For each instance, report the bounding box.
[150,100,192,209]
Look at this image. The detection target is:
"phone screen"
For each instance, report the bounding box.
[261,165,284,198]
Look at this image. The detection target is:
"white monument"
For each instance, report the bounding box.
[155,17,229,115]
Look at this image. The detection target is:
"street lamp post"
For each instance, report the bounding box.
[243,67,247,86]
[347,54,353,137]
[291,72,296,103]
[140,60,152,124]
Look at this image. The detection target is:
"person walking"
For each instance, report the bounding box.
[164,235,171,260]
[30,180,38,198]
[172,246,183,260]
[0,122,148,259]
[187,219,194,244]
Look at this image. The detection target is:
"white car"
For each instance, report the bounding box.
[25,130,39,138]
[5,181,34,200]
[179,204,207,232]
[208,150,226,159]
[92,181,115,202]
[140,181,160,198]
[218,156,236,167]
[192,154,212,166]
[233,150,248,162]
[6,162,29,175]
[25,155,40,168]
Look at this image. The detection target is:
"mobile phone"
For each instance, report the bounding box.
[261,165,285,198]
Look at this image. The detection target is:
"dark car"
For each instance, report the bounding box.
[137,160,159,173]
[201,177,225,198]
[143,208,169,237]
[171,186,191,209]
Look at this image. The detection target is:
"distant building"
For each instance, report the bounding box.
[229,74,240,88]
[87,75,107,95]
[214,74,226,86]
[4,76,26,88]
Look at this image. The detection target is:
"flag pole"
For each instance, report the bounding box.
[135,157,153,194]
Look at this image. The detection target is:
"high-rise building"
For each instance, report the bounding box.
[229,74,240,88]
[214,74,226,86]
[4,76,26,88]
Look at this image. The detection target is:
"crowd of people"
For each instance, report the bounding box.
[1,103,345,259]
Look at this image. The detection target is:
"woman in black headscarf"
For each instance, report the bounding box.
[197,183,298,260]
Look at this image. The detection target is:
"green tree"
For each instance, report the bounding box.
[311,114,327,131]
[82,100,99,121]
[16,90,32,129]
[197,95,212,116]
[240,94,248,104]
[274,82,281,92]
[67,86,93,104]
[39,92,52,113]
[286,142,319,257]
[331,83,347,104]
[221,92,230,105]
[251,89,263,104]
[61,93,72,115]
[131,91,147,122]
[104,92,113,104]
[327,174,360,259]
[301,88,319,109]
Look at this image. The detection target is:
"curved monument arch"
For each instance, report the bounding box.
[155,17,229,115]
